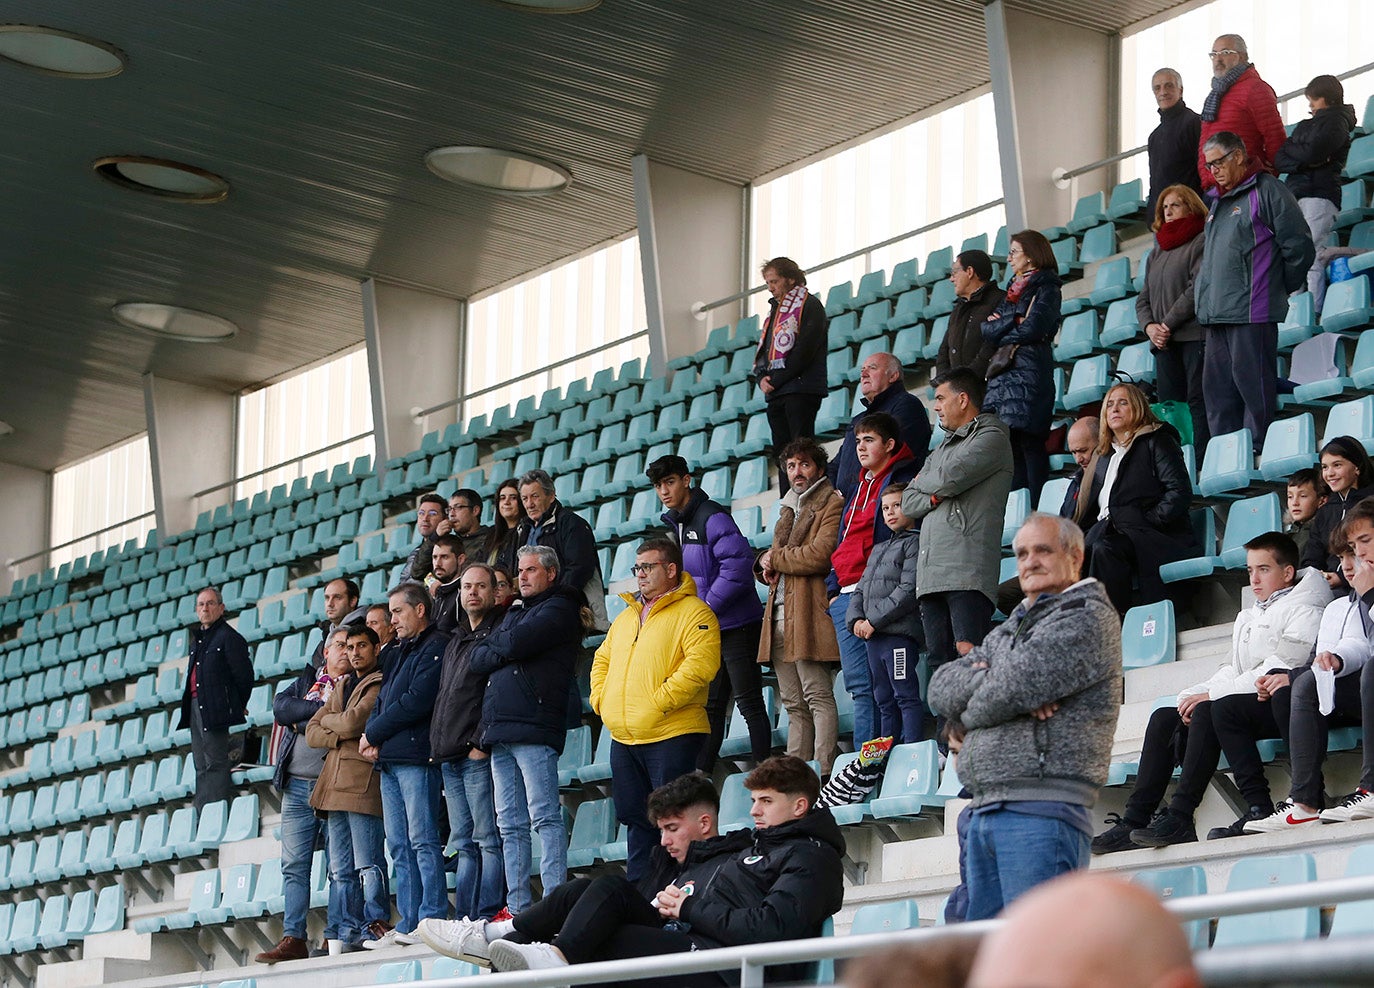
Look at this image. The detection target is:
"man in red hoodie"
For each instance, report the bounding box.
[1197,34,1286,193]
[826,412,921,748]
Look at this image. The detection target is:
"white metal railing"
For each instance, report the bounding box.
[1052,59,1374,204]
[326,874,1374,988]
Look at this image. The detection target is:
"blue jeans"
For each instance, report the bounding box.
[490,742,566,914]
[965,805,1090,921]
[829,593,876,745]
[326,809,389,941]
[865,633,925,744]
[442,756,506,920]
[610,734,705,882]
[280,777,335,940]
[379,763,447,932]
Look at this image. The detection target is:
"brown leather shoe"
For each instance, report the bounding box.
[256,935,309,964]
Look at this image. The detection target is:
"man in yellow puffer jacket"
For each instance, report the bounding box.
[592,536,721,882]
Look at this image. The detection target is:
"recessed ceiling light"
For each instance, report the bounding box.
[425,146,572,196]
[493,0,603,11]
[92,156,230,203]
[0,25,125,78]
[112,303,239,343]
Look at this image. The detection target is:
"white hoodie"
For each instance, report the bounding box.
[1314,591,1374,678]
[1178,567,1332,701]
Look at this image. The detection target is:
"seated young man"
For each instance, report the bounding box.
[1093,533,1329,852]
[1247,512,1374,829]
[465,757,843,985]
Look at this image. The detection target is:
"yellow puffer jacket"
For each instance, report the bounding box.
[591,572,721,745]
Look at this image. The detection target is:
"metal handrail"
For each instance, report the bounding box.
[7,510,156,568]
[189,431,375,502]
[335,874,1374,988]
[693,197,1007,318]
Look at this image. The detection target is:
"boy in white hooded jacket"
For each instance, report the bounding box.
[1246,519,1374,830]
[1092,532,1330,852]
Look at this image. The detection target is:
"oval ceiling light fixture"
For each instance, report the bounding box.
[425,146,571,196]
[112,302,239,343]
[493,0,603,11]
[0,24,126,78]
[92,155,230,203]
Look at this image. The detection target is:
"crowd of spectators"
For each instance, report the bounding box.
[154,29,1374,979]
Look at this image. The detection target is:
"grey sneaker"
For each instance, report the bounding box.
[362,927,419,950]
[1321,788,1374,823]
[489,940,569,973]
[414,917,491,965]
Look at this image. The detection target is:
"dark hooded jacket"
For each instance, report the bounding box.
[429,610,502,763]
[364,624,446,764]
[1275,103,1359,207]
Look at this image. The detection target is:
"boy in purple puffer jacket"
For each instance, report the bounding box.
[648,455,769,769]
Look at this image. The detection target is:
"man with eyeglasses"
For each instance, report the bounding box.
[591,537,720,881]
[399,492,448,585]
[446,489,492,563]
[1194,131,1314,449]
[1196,34,1286,193]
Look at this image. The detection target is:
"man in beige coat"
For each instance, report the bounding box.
[757,438,844,773]
[307,625,390,949]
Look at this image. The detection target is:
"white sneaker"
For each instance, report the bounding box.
[488,940,568,973]
[414,917,491,965]
[1243,799,1321,833]
[1321,788,1374,823]
[362,927,420,950]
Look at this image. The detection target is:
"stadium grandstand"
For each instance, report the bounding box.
[2,1,1374,986]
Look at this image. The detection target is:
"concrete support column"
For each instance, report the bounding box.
[0,461,51,582]
[361,279,465,472]
[985,1,1119,232]
[633,155,746,376]
[143,375,237,539]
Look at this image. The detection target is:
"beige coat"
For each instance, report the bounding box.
[757,478,843,664]
[306,668,383,817]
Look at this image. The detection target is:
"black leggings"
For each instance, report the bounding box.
[698,622,771,770]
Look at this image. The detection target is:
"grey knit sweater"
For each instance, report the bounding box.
[928,579,1122,808]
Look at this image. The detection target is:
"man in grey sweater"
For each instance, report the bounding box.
[928,513,1122,921]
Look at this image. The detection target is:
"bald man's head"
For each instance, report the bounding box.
[968,874,1201,988]
[1067,416,1100,470]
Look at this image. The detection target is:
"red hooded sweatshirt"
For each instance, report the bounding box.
[830,443,915,589]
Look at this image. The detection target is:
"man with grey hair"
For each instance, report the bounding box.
[513,469,608,631]
[178,586,253,812]
[928,512,1122,920]
[470,545,584,912]
[358,581,447,948]
[1146,66,1202,217]
[1197,34,1286,193]
[828,351,929,501]
[1195,131,1314,448]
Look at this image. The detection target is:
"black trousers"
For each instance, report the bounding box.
[698,622,771,770]
[1084,521,1136,615]
[1211,691,1289,809]
[1123,701,1223,824]
[1155,339,1209,455]
[1282,665,1374,806]
[1009,428,1049,504]
[510,875,724,987]
[766,395,822,492]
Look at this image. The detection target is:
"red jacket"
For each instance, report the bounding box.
[1198,66,1287,192]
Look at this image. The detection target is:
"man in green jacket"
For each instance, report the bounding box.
[903,368,1013,742]
[1195,130,1315,451]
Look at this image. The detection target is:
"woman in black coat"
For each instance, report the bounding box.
[1075,383,1199,614]
[982,230,1061,502]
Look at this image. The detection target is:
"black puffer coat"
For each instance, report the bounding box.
[981,269,1062,435]
[1275,103,1358,207]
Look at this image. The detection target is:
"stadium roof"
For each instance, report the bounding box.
[0,0,1187,471]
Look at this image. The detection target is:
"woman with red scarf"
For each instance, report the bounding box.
[1136,184,1210,454]
[753,257,829,477]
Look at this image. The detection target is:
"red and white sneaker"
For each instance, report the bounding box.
[1243,799,1321,833]
[1320,788,1374,823]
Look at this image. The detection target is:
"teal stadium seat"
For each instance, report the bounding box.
[1329,843,1374,938]
[1101,297,1142,345]
[1002,489,1031,546]
[557,726,592,788]
[850,899,920,935]
[854,270,886,308]
[922,280,958,320]
[1159,508,1218,583]
[1213,853,1320,946]
[824,282,854,317]
[1197,429,1256,497]
[375,959,423,983]
[1323,396,1374,451]
[921,317,948,360]
[1079,223,1116,264]
[567,798,618,868]
[916,246,954,287]
[431,957,484,979]
[1321,276,1374,333]
[887,289,927,332]
[1088,256,1132,307]
[1066,190,1107,234]
[1062,354,1110,409]
[1121,601,1176,668]
[1258,413,1316,481]
[1054,311,1099,362]
[1107,178,1145,219]
[884,259,918,298]
[1133,865,1208,950]
[1345,135,1374,179]
[1217,494,1283,569]
[1115,340,1155,386]
[868,741,943,819]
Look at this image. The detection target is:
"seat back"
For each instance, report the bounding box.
[875,741,940,801]
[1121,601,1176,669]
[1133,865,1208,950]
[1213,853,1320,946]
[850,899,920,936]
[1330,844,1374,938]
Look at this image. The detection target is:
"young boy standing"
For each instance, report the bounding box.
[848,484,924,743]
[1286,468,1328,557]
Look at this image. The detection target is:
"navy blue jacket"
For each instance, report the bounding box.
[661,487,763,631]
[981,269,1062,435]
[827,382,931,502]
[472,584,583,753]
[271,665,326,791]
[364,625,446,764]
[178,617,253,733]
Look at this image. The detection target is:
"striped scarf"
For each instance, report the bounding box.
[1201,61,1251,122]
[759,286,809,371]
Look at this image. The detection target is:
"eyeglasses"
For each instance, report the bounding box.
[1208,48,1240,57]
[1204,148,1238,173]
[630,562,664,576]
[1007,245,1024,256]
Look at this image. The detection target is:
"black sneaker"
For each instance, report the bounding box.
[1091,813,1142,855]
[1206,804,1274,840]
[1130,810,1197,847]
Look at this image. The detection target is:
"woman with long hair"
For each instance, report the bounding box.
[1075,382,1198,613]
[1300,436,1374,587]
[488,478,528,570]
